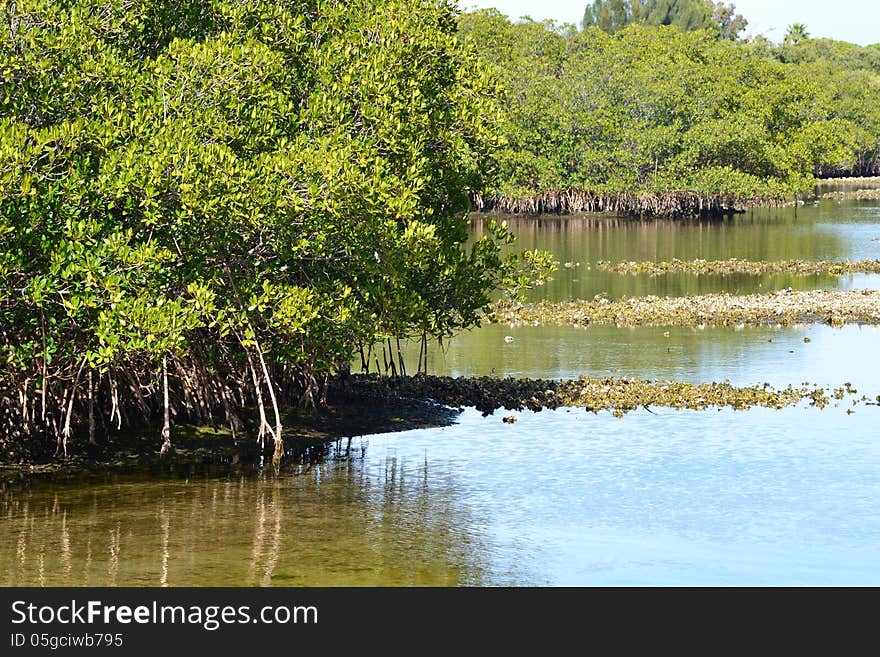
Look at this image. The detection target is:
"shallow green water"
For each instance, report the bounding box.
[2,191,880,586]
[471,193,880,301]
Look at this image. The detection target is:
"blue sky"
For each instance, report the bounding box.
[459,1,879,45]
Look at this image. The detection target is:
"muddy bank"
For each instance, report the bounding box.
[493,289,880,328]
[595,258,880,277]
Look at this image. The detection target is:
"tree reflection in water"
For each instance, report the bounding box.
[0,441,493,586]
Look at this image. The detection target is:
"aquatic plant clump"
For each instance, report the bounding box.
[493,289,880,328]
[595,258,880,277]
[348,374,865,418]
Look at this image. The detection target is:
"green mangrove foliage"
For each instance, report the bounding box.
[458,11,880,214]
[0,0,552,461]
[494,289,880,327]
[596,258,880,276]
[772,38,880,177]
[350,373,862,418]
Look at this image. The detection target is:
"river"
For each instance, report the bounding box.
[3,185,879,585]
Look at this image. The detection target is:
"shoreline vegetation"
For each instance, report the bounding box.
[493,289,880,328]
[0,389,459,479]
[470,175,880,218]
[816,176,880,184]
[471,174,880,217]
[0,1,553,464]
[460,10,880,218]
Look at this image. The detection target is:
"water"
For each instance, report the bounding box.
[420,323,880,390]
[3,192,880,586]
[471,195,880,301]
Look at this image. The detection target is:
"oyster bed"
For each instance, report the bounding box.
[349,375,874,418]
[820,189,880,200]
[594,258,880,277]
[493,289,880,327]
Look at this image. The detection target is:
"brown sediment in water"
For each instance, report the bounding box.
[595,258,880,277]
[349,374,866,418]
[492,289,880,327]
[471,189,775,216]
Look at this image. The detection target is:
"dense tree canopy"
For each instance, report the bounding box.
[771,35,880,177]
[459,11,879,211]
[0,0,550,459]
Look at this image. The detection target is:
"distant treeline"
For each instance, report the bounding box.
[459,10,880,214]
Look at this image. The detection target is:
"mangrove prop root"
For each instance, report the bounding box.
[471,189,775,217]
[493,289,880,328]
[160,356,172,458]
[0,348,310,462]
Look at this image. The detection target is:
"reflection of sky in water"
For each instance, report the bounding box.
[4,402,878,586]
[810,204,880,262]
[423,324,880,395]
[383,198,880,584]
[841,273,880,290]
[361,404,880,585]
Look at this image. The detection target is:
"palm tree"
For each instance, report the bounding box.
[784,22,809,45]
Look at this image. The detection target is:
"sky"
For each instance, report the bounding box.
[458,1,879,46]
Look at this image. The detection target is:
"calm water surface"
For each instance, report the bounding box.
[2,192,880,586]
[472,194,880,301]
